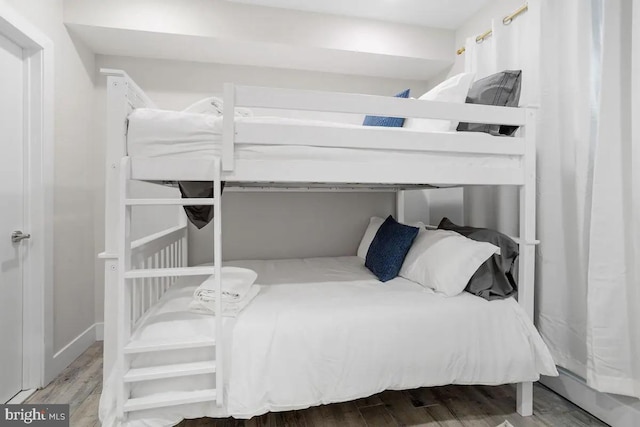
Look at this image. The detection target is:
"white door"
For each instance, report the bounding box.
[0,32,25,403]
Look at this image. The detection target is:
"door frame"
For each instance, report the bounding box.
[0,4,54,389]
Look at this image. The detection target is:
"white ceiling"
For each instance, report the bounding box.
[223,0,494,29]
[69,24,451,80]
[66,0,458,81]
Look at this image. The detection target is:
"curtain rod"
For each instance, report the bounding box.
[456,3,528,55]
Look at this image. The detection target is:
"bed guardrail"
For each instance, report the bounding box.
[98,223,188,389]
[129,225,188,328]
[222,83,530,171]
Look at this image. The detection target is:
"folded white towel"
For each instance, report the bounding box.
[194,267,258,303]
[189,285,261,317]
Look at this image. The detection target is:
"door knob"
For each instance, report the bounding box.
[11,231,31,243]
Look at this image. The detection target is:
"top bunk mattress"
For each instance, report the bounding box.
[126,108,519,167]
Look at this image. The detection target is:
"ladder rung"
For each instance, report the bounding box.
[123,361,216,383]
[123,389,218,412]
[124,338,216,354]
[124,266,216,279]
[125,198,215,206]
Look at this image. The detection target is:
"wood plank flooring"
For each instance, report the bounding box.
[26,342,608,427]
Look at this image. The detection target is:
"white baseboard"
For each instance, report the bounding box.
[95,322,104,341]
[49,323,100,380]
[7,389,36,404]
[541,368,640,427]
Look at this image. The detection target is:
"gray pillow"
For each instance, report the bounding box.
[457,70,522,136]
[438,217,518,300]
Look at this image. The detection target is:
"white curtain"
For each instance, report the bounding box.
[535,0,596,381]
[585,0,640,398]
[465,0,640,398]
[537,0,640,398]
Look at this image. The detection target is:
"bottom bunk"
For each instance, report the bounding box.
[100,256,557,427]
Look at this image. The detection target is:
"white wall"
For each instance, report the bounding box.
[3,0,97,375]
[93,54,431,323]
[193,192,396,265]
[450,0,524,76]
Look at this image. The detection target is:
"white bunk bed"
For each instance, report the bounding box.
[99,69,553,427]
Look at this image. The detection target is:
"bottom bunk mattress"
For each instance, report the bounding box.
[100,256,557,426]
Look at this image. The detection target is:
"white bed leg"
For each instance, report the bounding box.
[516,109,537,418]
[396,190,405,223]
[517,381,534,416]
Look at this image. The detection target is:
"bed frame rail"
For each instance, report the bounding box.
[100,70,539,419]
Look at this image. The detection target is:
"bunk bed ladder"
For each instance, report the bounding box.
[117,157,224,422]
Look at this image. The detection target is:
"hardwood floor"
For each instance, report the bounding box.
[27,342,608,427]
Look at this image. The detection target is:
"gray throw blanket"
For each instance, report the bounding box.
[438,217,518,300]
[178,181,225,229]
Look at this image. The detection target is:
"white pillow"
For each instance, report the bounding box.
[403,72,475,132]
[183,97,253,117]
[357,216,424,259]
[399,229,499,297]
[183,97,224,115]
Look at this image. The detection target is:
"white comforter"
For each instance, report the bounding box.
[125,110,519,170]
[101,257,557,426]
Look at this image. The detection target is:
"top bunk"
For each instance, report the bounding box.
[103,69,536,188]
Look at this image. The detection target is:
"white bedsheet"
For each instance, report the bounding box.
[126,109,519,168]
[101,256,557,427]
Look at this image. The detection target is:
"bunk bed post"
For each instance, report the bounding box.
[103,72,130,379]
[396,190,406,223]
[516,108,537,417]
[100,68,161,379]
[223,83,235,171]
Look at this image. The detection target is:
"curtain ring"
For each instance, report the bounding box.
[475,29,492,44]
[503,4,528,25]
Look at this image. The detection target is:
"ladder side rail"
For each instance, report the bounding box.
[117,157,133,423]
[214,158,223,406]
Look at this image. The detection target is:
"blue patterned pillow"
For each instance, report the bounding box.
[362,89,410,127]
[365,215,420,282]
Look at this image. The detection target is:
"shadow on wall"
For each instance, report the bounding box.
[188,192,396,265]
[67,29,96,85]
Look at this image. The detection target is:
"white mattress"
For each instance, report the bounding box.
[126,109,519,168]
[100,256,556,427]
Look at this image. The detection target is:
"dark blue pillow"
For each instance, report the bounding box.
[362,89,410,127]
[365,215,419,282]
